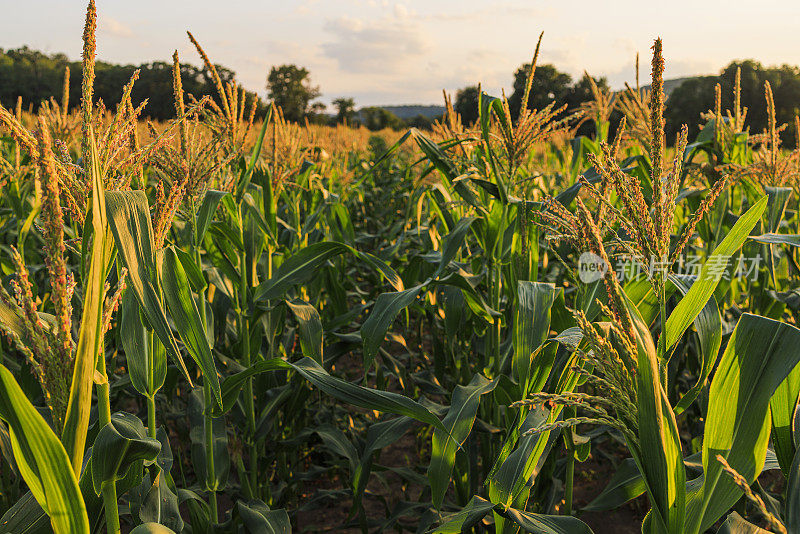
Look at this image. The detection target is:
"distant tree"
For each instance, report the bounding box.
[506,64,619,138]
[360,107,404,131]
[508,63,572,118]
[565,74,611,109]
[332,97,356,125]
[663,76,717,141]
[304,101,328,125]
[664,60,800,144]
[0,47,70,108]
[0,47,266,120]
[454,85,480,125]
[720,61,800,142]
[266,64,321,122]
[406,114,433,130]
[567,73,614,138]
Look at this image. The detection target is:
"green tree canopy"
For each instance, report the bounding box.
[454,85,479,125]
[503,65,613,137]
[359,107,404,131]
[332,97,356,125]
[508,63,573,118]
[267,64,321,123]
[566,73,611,110]
[406,114,434,130]
[665,60,800,144]
[0,46,265,120]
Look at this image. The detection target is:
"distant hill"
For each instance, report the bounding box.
[379,105,445,120]
[375,79,695,115]
[664,77,694,95]
[636,77,695,96]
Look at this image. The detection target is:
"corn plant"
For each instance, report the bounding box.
[4,4,800,533]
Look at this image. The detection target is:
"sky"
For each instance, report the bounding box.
[2,0,799,109]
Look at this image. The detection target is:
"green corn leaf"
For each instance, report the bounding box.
[136,468,182,530]
[429,374,498,508]
[489,349,584,514]
[624,278,662,325]
[431,216,476,279]
[243,194,277,247]
[160,246,221,407]
[430,495,495,533]
[583,458,647,512]
[716,512,771,534]
[290,357,446,433]
[254,237,404,297]
[432,271,498,324]
[0,301,29,343]
[0,444,137,534]
[0,365,89,534]
[207,220,244,251]
[624,274,722,415]
[411,129,485,209]
[121,290,164,399]
[352,249,403,291]
[350,417,413,518]
[488,405,551,504]
[584,450,781,515]
[469,176,503,200]
[173,247,207,292]
[351,129,414,188]
[479,94,511,145]
[62,125,112,476]
[254,241,348,301]
[666,196,767,352]
[765,186,792,233]
[785,448,800,532]
[216,357,446,434]
[670,275,723,415]
[762,186,792,286]
[478,92,510,204]
[431,495,593,534]
[685,314,800,534]
[627,296,685,534]
[105,190,192,386]
[360,285,423,373]
[501,506,594,534]
[770,362,800,477]
[215,359,289,416]
[312,425,359,475]
[513,282,560,397]
[130,524,176,534]
[91,412,161,494]
[285,299,323,364]
[195,190,229,246]
[135,431,183,533]
[0,492,52,534]
[750,233,800,247]
[237,500,291,534]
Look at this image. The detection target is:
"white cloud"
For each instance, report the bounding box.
[420,3,551,23]
[5,0,792,108]
[394,3,408,18]
[98,15,133,38]
[321,15,428,74]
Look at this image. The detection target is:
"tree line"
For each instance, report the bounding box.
[2,46,799,141]
[0,46,268,120]
[664,60,800,143]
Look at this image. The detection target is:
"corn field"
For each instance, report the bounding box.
[2,3,800,533]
